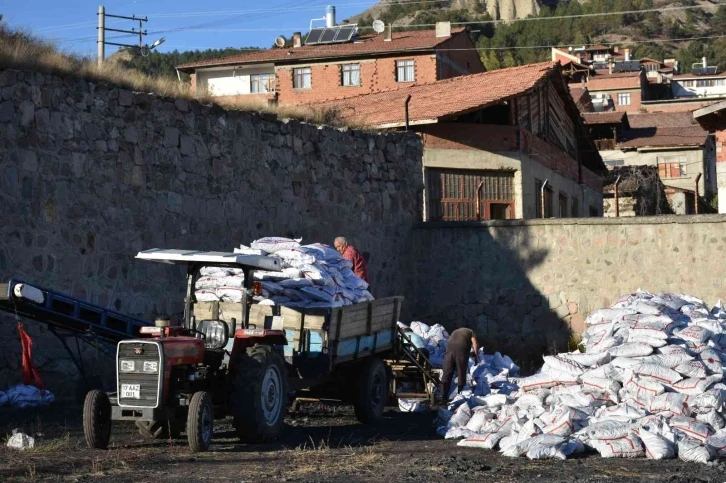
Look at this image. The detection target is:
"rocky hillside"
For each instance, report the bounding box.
[356,0,540,22]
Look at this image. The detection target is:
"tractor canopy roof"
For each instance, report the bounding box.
[136,249,282,272]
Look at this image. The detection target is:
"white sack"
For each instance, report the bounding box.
[675,361,708,379]
[457,433,503,449]
[250,237,302,254]
[631,363,682,385]
[677,436,714,464]
[591,432,644,458]
[668,375,722,396]
[649,393,691,417]
[669,415,713,442]
[501,435,565,458]
[638,429,675,460]
[609,343,654,358]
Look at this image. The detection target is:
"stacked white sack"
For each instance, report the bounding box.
[193,237,373,309]
[398,321,519,397]
[438,290,726,464]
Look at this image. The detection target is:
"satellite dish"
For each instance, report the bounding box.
[372,19,385,34]
[275,36,286,48]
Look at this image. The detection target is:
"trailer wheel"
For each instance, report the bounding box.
[83,390,112,449]
[230,345,288,443]
[187,392,214,453]
[135,420,183,440]
[353,357,388,424]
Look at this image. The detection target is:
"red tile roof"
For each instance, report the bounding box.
[587,71,643,91]
[618,126,709,148]
[627,111,698,128]
[177,28,466,70]
[582,111,626,125]
[318,62,556,127]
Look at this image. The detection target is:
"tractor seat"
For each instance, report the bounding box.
[196,319,229,351]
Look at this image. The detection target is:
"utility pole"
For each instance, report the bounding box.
[96,5,149,65]
[97,5,105,65]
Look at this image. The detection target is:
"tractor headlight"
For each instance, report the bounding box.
[120,360,135,372]
[142,361,159,374]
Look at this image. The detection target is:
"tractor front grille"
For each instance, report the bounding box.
[117,341,162,408]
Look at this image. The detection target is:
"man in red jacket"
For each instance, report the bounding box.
[334,237,369,284]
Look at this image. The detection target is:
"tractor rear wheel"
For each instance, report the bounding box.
[230,344,288,443]
[353,357,388,424]
[186,392,214,453]
[135,420,183,440]
[83,390,112,449]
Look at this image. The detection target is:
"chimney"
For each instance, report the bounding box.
[613,46,619,53]
[384,24,392,42]
[292,32,302,48]
[624,48,630,62]
[703,57,708,68]
[609,63,613,75]
[435,21,451,38]
[326,5,336,28]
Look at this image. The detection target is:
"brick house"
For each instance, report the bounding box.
[316,62,606,220]
[694,100,726,213]
[175,23,484,106]
[585,71,647,112]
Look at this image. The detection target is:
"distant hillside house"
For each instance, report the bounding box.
[175,21,484,106]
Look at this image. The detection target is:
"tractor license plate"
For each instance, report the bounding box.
[121,384,140,399]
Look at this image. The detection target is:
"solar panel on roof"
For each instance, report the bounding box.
[305,28,325,45]
[333,25,356,42]
[319,27,338,43]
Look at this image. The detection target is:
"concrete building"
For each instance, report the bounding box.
[672,73,726,99]
[585,71,647,113]
[694,100,726,214]
[588,112,715,214]
[317,62,606,220]
[175,18,484,106]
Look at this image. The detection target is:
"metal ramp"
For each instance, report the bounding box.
[0,279,151,343]
[386,327,442,405]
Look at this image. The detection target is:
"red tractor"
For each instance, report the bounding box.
[83,248,407,452]
[83,249,290,452]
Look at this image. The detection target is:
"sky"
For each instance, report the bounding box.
[1,0,380,56]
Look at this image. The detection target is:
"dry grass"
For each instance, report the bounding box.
[0,24,353,128]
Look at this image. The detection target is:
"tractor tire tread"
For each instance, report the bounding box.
[83,389,111,449]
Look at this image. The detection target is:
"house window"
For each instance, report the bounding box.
[293,67,312,89]
[658,155,687,178]
[341,63,361,86]
[396,59,415,83]
[250,74,275,93]
[617,93,631,105]
[571,197,579,218]
[427,169,515,221]
[559,193,568,218]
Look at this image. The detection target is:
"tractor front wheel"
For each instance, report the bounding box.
[186,392,214,452]
[83,390,112,449]
[353,357,388,424]
[230,344,288,443]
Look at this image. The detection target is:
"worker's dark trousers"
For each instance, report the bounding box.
[440,345,470,400]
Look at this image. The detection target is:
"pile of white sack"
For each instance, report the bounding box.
[194,237,373,309]
[0,385,55,408]
[438,290,726,464]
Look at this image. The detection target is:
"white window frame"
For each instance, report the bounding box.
[396,59,415,83]
[341,63,361,87]
[250,73,275,93]
[293,67,312,89]
[617,92,631,106]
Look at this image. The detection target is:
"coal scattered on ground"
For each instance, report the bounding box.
[1,402,725,482]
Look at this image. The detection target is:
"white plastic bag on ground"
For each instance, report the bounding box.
[677,435,715,464]
[669,415,713,442]
[638,429,675,459]
[591,432,644,458]
[706,430,726,456]
[649,393,691,417]
[6,433,34,451]
[609,343,654,358]
[669,375,722,396]
[675,361,708,379]
[501,435,565,457]
[457,432,504,449]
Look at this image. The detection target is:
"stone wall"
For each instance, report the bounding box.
[0,67,423,400]
[413,215,726,366]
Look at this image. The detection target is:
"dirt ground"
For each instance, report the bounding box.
[2,402,725,483]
